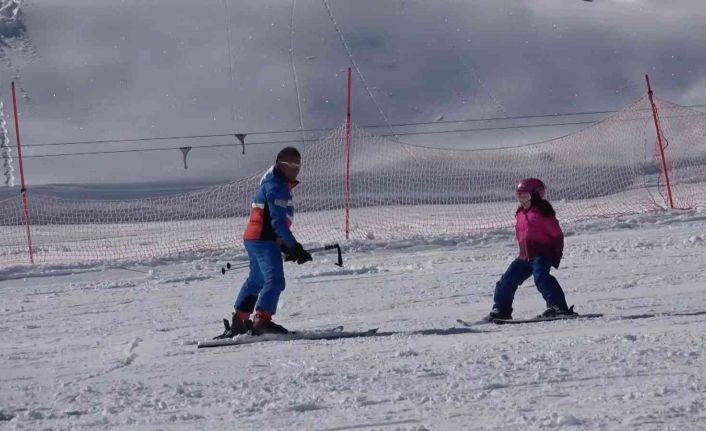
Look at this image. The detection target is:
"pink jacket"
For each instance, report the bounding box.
[515,206,564,266]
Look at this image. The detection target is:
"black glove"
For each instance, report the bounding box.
[552,253,562,270]
[284,253,296,262]
[280,244,296,262]
[292,243,312,265]
[281,243,312,265]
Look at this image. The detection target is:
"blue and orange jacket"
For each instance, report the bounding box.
[243,166,299,248]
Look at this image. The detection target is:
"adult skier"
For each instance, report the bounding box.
[217,146,312,338]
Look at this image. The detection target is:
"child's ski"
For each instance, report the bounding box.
[492,313,603,325]
[457,313,603,327]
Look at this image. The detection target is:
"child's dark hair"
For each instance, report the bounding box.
[516,194,556,217]
[276,146,300,161]
[531,195,556,217]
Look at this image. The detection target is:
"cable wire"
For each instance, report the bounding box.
[22,104,706,149]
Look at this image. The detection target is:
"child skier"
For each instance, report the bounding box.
[216,147,312,338]
[486,178,575,321]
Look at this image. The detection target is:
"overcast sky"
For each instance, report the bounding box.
[1,0,705,186]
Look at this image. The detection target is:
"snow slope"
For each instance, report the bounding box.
[1,209,705,430]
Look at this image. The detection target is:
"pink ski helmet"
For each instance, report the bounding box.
[516,177,546,199]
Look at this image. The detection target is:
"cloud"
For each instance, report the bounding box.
[0,0,704,185]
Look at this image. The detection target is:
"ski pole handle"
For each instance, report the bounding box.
[221,262,231,274]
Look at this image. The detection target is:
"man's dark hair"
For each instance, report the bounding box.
[276,147,301,162]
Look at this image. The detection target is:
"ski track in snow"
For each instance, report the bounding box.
[0,210,705,430]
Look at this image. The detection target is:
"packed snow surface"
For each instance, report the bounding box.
[1,209,705,430]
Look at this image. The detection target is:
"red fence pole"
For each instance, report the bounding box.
[645,75,675,209]
[11,82,34,264]
[344,67,352,239]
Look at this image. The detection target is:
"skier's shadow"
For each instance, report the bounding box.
[373,327,494,337]
[620,310,706,320]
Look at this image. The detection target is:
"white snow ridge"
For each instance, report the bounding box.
[0,209,704,429]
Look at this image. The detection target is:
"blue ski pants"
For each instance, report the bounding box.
[234,240,285,314]
[493,256,568,314]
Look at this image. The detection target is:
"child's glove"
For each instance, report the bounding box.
[552,254,562,269]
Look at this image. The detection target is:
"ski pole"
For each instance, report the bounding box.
[220,261,249,274]
[220,243,344,274]
[307,243,343,267]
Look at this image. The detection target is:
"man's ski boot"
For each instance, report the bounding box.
[213,312,253,339]
[483,306,512,322]
[540,305,578,319]
[250,310,289,335]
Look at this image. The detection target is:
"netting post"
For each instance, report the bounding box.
[345,67,352,239]
[645,74,675,209]
[11,82,34,264]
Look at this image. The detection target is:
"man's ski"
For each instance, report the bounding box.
[197,326,378,348]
